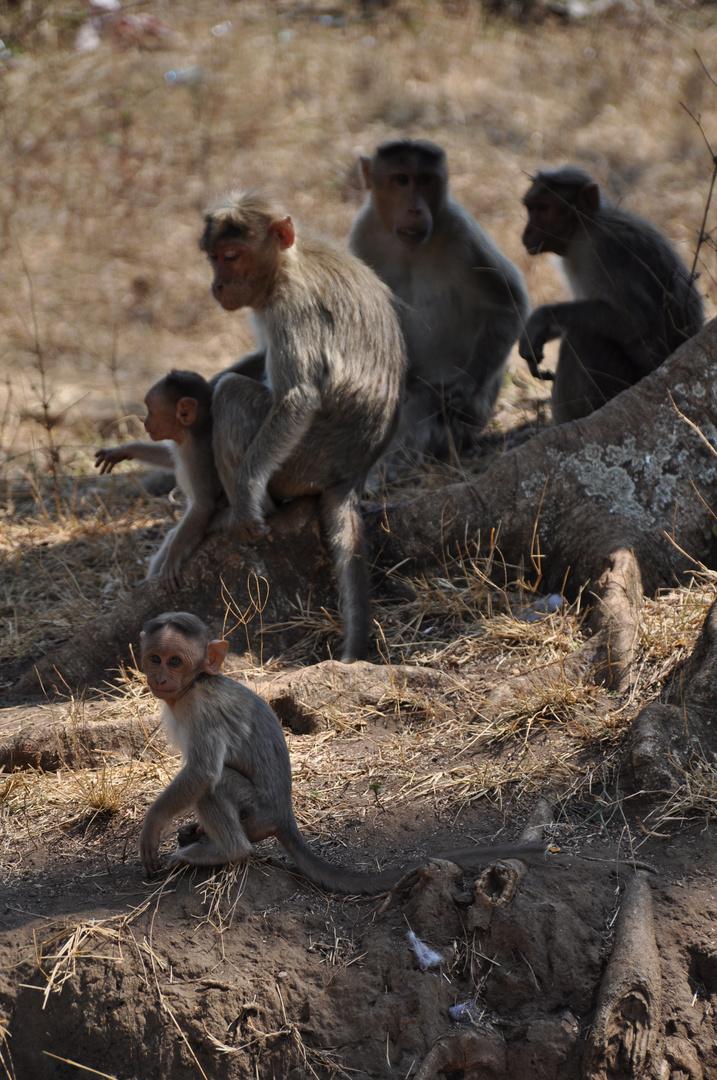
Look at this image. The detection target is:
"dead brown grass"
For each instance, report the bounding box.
[1,1,717,932]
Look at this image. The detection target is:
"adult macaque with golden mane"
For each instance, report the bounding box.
[349,139,529,474]
[138,612,545,891]
[202,190,406,662]
[95,370,223,591]
[519,165,704,423]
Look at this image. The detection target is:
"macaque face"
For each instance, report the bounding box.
[374,167,442,247]
[143,388,183,442]
[206,239,265,312]
[141,628,204,705]
[522,189,577,257]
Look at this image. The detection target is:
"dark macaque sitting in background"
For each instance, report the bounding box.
[95,370,223,591]
[349,138,530,476]
[519,165,704,424]
[138,611,545,892]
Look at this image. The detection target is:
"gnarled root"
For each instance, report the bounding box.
[584,547,643,692]
[415,1027,506,1080]
[582,872,662,1080]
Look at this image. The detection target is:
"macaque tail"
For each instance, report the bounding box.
[277,826,547,896]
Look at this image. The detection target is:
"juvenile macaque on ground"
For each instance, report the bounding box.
[202,190,406,663]
[138,612,545,892]
[95,370,223,591]
[519,165,704,424]
[349,138,530,476]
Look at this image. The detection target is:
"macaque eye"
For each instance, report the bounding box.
[168,656,183,667]
[222,250,239,262]
[147,654,161,665]
[393,174,410,186]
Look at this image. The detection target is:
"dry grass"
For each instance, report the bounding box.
[0,0,716,935]
[4,8,717,1078]
[2,0,717,663]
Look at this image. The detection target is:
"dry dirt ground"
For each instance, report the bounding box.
[4,2,717,1078]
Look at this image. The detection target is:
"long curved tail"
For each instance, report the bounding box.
[277,825,546,896]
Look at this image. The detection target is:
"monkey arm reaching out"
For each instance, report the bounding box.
[95,442,176,474]
[95,370,223,591]
[519,300,652,377]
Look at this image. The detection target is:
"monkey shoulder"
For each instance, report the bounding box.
[566,208,697,345]
[587,208,690,284]
[295,235,393,304]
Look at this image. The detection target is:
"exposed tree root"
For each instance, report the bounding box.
[10,320,717,700]
[582,873,662,1080]
[488,547,643,709]
[629,597,717,794]
[414,1027,506,1080]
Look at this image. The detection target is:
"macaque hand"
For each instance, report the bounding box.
[139,816,163,875]
[519,307,561,377]
[145,550,184,594]
[442,376,477,416]
[95,447,130,474]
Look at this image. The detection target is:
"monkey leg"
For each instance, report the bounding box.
[319,483,370,663]
[553,333,639,424]
[168,768,257,868]
[211,374,272,497]
[373,382,448,481]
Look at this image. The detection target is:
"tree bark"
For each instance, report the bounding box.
[12,319,717,700]
[582,873,662,1080]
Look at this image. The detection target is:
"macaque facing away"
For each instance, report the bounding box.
[139,612,544,892]
[95,370,223,591]
[202,190,406,662]
[349,139,530,476]
[519,165,704,423]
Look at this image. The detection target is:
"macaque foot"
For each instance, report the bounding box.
[177,821,204,847]
[232,518,270,543]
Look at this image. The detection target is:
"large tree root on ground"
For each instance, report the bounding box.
[10,319,717,700]
[488,546,643,707]
[414,1027,507,1080]
[629,596,717,795]
[582,873,662,1080]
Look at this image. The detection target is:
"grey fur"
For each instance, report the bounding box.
[349,140,530,476]
[139,614,545,893]
[204,191,406,662]
[95,372,224,591]
[520,165,705,423]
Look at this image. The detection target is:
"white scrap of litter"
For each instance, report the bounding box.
[407,930,443,968]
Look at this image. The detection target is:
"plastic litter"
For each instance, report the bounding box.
[407,930,443,968]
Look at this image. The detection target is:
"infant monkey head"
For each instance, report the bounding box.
[141,612,228,708]
[143,369,212,444]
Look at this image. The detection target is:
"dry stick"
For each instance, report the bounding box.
[16,241,60,492]
[682,69,717,299]
[582,872,662,1080]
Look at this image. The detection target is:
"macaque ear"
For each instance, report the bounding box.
[269,216,295,250]
[359,155,372,189]
[176,396,198,427]
[204,639,229,675]
[576,182,600,214]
